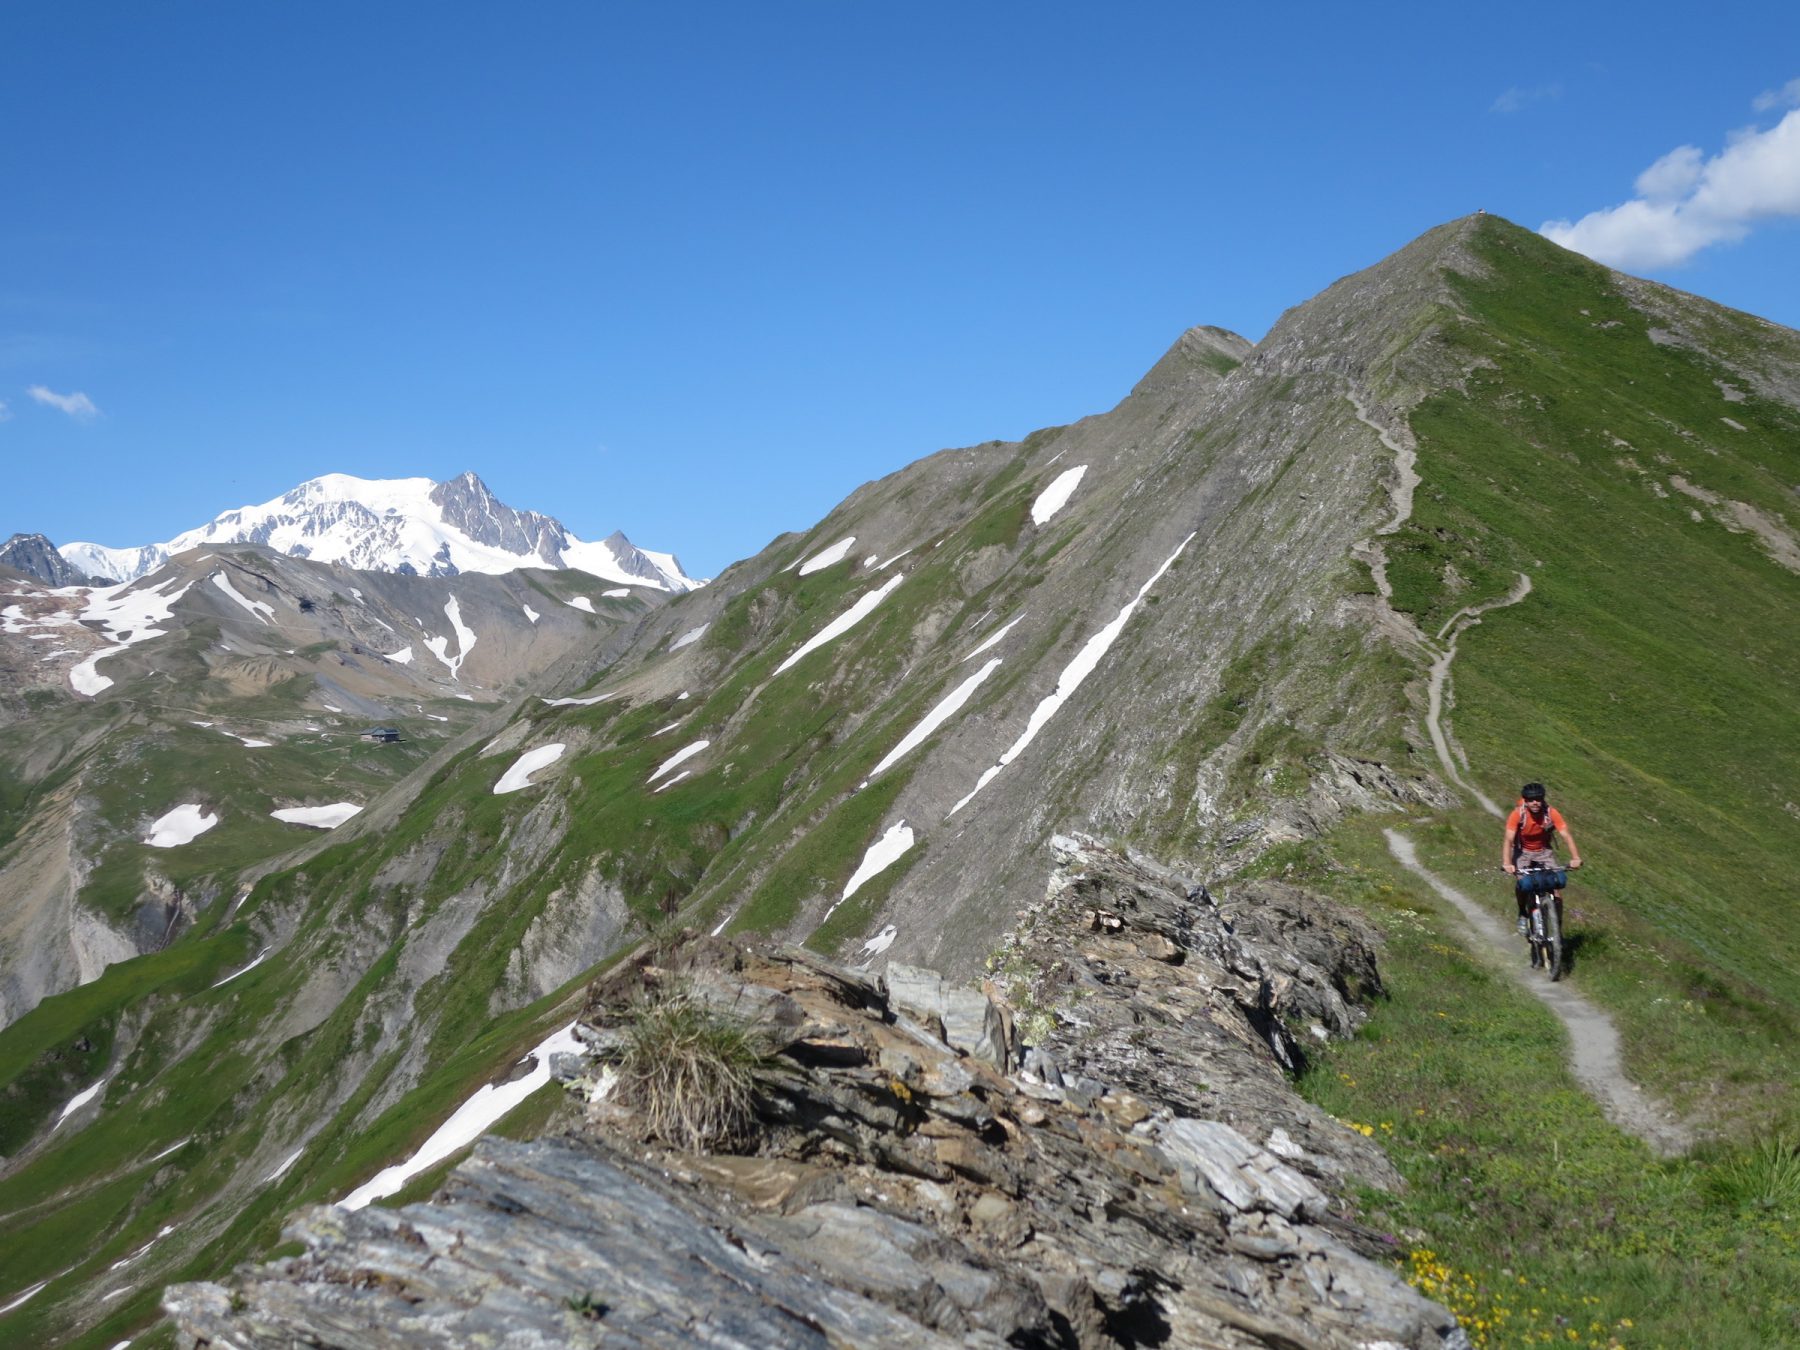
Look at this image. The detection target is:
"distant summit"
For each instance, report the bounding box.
[0,531,92,587]
[58,472,701,591]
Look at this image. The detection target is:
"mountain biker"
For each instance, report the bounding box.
[1502,782,1583,934]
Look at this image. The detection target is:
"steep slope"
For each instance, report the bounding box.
[0,533,91,587]
[59,471,701,591]
[0,544,660,1027]
[4,215,1798,1348]
[1380,225,1800,1019]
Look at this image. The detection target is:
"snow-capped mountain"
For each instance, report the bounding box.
[59,471,702,591]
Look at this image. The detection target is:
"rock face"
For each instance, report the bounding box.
[167,836,1465,1349]
[0,531,89,586]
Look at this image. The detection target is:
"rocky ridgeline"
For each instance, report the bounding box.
[166,836,1465,1348]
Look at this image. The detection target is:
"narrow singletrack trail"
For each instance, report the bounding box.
[1397,571,1693,1155]
[1384,830,1691,1155]
[1423,572,1532,818]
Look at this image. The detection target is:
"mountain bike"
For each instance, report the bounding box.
[1517,862,1565,981]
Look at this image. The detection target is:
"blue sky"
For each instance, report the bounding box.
[5,3,1798,578]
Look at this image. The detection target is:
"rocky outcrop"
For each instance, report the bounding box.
[0,532,90,587]
[167,836,1463,1348]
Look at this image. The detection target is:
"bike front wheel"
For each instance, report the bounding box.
[1543,897,1564,981]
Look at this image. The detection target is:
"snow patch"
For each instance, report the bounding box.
[652,771,691,794]
[424,595,477,679]
[495,743,567,794]
[862,658,1000,785]
[272,803,363,829]
[602,587,630,598]
[55,1078,107,1129]
[963,613,1023,662]
[523,603,540,623]
[210,570,274,624]
[339,1023,583,1211]
[265,1148,304,1183]
[860,925,898,958]
[670,624,708,650]
[822,823,914,922]
[541,693,610,707]
[1030,464,1088,525]
[212,946,272,988]
[649,740,709,783]
[774,573,904,674]
[951,533,1194,816]
[385,644,415,665]
[567,596,595,613]
[68,575,195,695]
[798,535,856,575]
[0,1282,48,1314]
[144,804,219,848]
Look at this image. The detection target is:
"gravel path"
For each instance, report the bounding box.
[1383,830,1692,1156]
[1398,571,1691,1155]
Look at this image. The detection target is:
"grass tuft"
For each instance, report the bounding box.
[613,991,767,1151]
[1702,1134,1800,1212]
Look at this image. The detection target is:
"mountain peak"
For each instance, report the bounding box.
[57,474,701,591]
[0,532,91,586]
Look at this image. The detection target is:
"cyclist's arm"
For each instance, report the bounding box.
[1561,825,1582,868]
[1502,822,1519,873]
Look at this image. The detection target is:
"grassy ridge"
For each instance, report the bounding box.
[1389,219,1800,1046]
[1279,822,1799,1350]
[1287,220,1800,1345]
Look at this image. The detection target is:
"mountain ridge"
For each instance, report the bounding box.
[4,214,1799,1348]
[56,470,701,592]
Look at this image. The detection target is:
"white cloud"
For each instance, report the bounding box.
[0,400,11,422]
[27,385,101,421]
[1541,108,1800,270]
[1491,83,1561,114]
[1634,145,1704,202]
[1753,78,1800,113]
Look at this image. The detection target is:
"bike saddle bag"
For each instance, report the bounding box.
[1515,869,1567,896]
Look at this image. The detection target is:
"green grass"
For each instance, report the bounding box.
[1264,219,1800,1347]
[1287,819,1800,1350]
[0,927,252,1153]
[1395,219,1800,1023]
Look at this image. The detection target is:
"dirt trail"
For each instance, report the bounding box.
[1399,571,1692,1155]
[1422,572,1532,819]
[1345,389,1420,538]
[1383,830,1691,1156]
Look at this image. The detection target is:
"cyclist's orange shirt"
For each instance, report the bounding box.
[1507,804,1566,852]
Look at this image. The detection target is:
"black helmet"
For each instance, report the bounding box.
[1521,782,1547,801]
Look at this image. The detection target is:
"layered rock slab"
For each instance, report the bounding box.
[168,837,1463,1349]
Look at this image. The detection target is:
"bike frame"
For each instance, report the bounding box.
[1519,862,1564,981]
